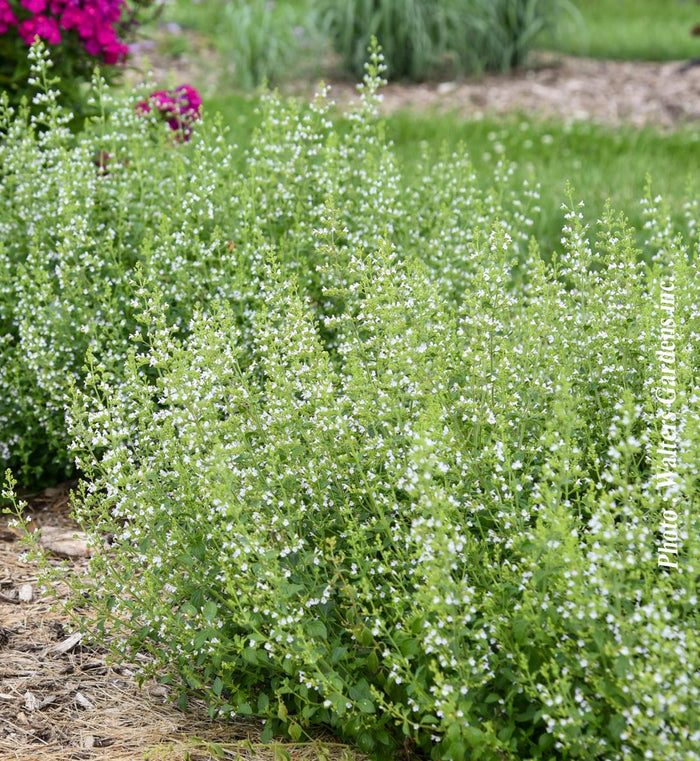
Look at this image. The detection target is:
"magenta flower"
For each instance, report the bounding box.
[3,0,130,64]
[136,84,203,141]
[21,0,47,13]
[0,0,18,34]
[102,39,127,64]
[19,13,61,45]
[173,84,202,116]
[58,5,85,31]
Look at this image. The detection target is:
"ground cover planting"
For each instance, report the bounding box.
[2,37,699,761]
[205,91,700,258]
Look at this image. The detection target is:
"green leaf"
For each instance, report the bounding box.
[194,629,211,648]
[330,645,348,664]
[442,740,467,760]
[608,714,627,741]
[356,730,376,753]
[212,677,223,697]
[398,637,420,658]
[306,619,327,639]
[288,722,303,741]
[614,655,629,678]
[272,743,291,761]
[258,693,270,713]
[357,698,375,714]
[464,726,484,745]
[367,650,379,672]
[301,703,317,720]
[204,741,225,759]
[512,618,530,645]
[261,723,274,744]
[349,678,372,702]
[497,724,515,742]
[242,647,258,664]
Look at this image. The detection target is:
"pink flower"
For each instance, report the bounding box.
[58,5,84,31]
[83,37,100,56]
[21,0,47,13]
[0,0,18,33]
[102,40,127,64]
[136,85,203,142]
[10,0,130,65]
[174,84,202,117]
[136,89,173,115]
[18,14,62,45]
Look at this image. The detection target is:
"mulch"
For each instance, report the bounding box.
[305,53,700,129]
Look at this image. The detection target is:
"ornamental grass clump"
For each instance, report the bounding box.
[319,0,573,79]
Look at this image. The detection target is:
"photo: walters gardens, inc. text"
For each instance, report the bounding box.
[654,277,683,572]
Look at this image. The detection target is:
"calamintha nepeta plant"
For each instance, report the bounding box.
[2,42,699,761]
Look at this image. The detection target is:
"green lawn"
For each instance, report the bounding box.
[546,0,700,60]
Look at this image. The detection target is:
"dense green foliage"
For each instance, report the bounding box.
[204,90,700,258]
[4,43,699,761]
[0,45,537,483]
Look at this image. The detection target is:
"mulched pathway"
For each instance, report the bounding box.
[303,54,700,128]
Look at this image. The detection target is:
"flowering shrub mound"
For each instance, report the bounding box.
[0,0,156,115]
[2,45,700,760]
[0,45,535,482]
[62,210,698,761]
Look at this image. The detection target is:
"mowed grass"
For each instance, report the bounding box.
[545,0,700,61]
[206,92,700,257]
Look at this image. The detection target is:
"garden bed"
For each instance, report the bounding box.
[0,489,365,761]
